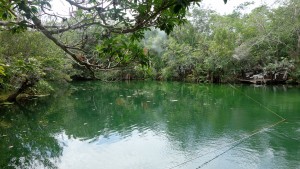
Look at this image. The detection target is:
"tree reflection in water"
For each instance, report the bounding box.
[1,82,299,169]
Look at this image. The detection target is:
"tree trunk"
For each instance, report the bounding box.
[6,78,35,102]
[296,33,300,63]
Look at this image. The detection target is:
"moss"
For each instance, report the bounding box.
[0,93,9,103]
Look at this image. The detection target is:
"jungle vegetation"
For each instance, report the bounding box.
[0,0,300,102]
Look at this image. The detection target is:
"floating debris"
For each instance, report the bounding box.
[0,102,14,105]
[33,94,50,98]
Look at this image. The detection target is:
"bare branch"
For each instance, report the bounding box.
[65,0,101,11]
[30,16,108,70]
[0,21,18,26]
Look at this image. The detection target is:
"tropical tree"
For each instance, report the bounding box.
[232,2,300,81]
[0,0,227,75]
[0,31,72,102]
[159,19,209,82]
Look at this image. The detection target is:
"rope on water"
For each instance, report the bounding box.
[168,119,285,169]
[195,119,285,169]
[168,84,286,169]
[229,84,285,120]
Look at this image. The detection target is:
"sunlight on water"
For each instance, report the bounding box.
[55,130,182,169]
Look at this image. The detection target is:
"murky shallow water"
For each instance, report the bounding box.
[1,82,299,169]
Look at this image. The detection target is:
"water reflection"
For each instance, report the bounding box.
[0,104,63,169]
[0,82,300,169]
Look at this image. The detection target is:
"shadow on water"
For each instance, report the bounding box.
[0,81,299,169]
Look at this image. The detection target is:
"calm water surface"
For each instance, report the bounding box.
[0,81,299,169]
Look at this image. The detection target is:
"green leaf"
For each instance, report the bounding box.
[41,1,52,8]
[0,65,5,76]
[173,5,182,14]
[76,9,83,17]
[30,6,38,14]
[2,12,8,20]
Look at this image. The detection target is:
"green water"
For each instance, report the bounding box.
[0,81,299,169]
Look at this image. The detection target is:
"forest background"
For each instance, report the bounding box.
[0,0,299,102]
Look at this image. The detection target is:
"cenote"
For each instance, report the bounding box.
[1,81,300,169]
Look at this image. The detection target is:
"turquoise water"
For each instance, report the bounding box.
[0,81,299,169]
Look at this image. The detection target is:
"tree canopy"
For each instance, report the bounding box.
[2,0,300,103]
[0,0,227,72]
[143,1,300,83]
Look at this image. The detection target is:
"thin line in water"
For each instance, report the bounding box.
[229,84,285,120]
[167,84,286,169]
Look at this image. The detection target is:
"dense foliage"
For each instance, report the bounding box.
[0,31,73,101]
[142,1,300,83]
[0,0,225,101]
[1,0,300,102]
[0,0,215,71]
